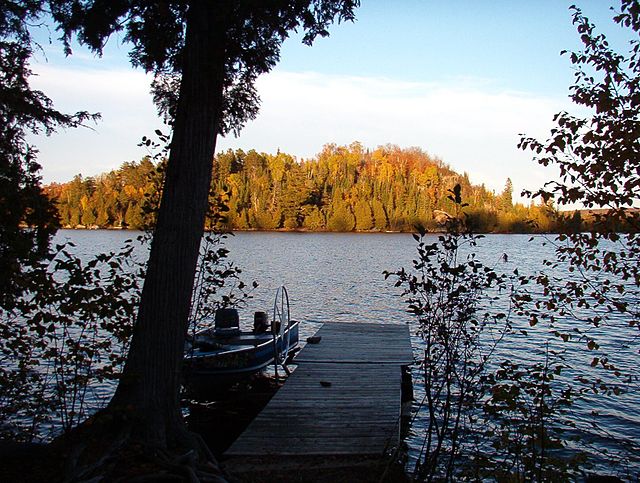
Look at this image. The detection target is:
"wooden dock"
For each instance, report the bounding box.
[225,322,413,460]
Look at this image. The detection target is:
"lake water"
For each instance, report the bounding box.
[53,229,640,477]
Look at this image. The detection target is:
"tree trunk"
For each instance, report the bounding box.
[109,0,226,447]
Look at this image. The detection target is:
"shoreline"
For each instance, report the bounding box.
[54,226,565,235]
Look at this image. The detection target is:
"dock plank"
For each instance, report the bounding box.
[294,322,413,365]
[225,322,412,457]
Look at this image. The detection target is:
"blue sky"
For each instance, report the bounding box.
[30,1,628,202]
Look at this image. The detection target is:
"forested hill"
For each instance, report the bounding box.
[45,142,562,233]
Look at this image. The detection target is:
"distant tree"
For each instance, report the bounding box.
[500,177,513,211]
[252,206,282,230]
[327,190,355,231]
[302,205,326,230]
[372,198,388,230]
[280,162,309,229]
[354,199,374,231]
[80,204,96,227]
[46,142,594,235]
[283,215,299,230]
[234,208,251,230]
[67,205,80,227]
[50,0,359,479]
[124,202,144,229]
[527,200,557,232]
[95,207,110,227]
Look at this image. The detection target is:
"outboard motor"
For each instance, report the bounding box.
[253,311,269,334]
[214,308,240,337]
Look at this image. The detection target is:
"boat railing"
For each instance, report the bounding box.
[272,285,293,378]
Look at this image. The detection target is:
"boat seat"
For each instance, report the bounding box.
[214,308,241,337]
[253,311,269,334]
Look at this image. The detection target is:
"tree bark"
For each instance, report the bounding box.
[109,0,226,447]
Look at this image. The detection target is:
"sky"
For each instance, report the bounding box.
[28,1,630,202]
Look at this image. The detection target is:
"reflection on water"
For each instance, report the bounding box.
[53,230,639,476]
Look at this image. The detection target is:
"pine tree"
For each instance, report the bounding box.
[354,199,374,231]
[500,177,514,211]
[372,199,388,230]
[327,199,355,231]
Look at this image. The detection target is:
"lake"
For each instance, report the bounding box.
[53,229,640,477]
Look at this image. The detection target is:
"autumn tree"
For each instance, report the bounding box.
[48,143,571,234]
[48,0,359,479]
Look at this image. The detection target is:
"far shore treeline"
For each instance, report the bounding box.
[45,142,600,233]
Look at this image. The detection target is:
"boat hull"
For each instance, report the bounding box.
[183,321,299,398]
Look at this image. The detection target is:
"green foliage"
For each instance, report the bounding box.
[326,197,355,231]
[500,177,514,212]
[301,205,325,230]
[372,199,388,230]
[354,199,374,231]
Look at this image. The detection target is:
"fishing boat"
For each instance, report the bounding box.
[183,286,299,397]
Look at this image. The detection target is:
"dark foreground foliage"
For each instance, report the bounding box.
[392,1,640,480]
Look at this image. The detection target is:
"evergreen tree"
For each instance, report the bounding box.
[354,199,374,231]
[302,205,326,230]
[372,199,388,230]
[80,205,96,227]
[0,1,95,303]
[327,199,355,231]
[95,207,110,227]
[124,202,144,229]
[500,177,514,211]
